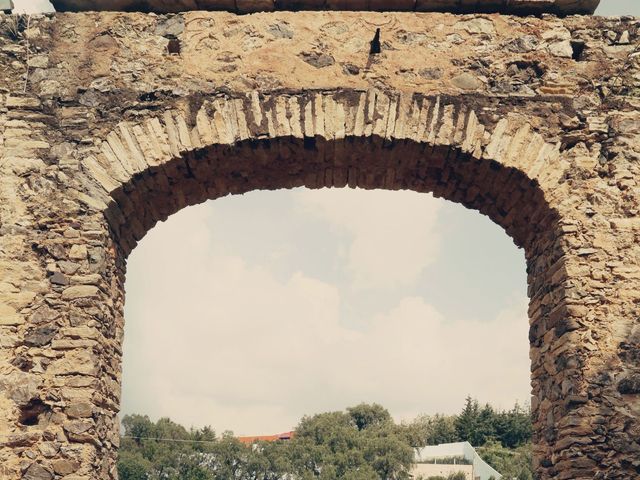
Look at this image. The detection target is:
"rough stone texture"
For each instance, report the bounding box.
[0,8,638,480]
[50,0,601,15]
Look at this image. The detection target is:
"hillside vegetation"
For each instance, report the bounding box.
[118,397,533,480]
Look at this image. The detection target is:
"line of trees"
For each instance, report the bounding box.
[411,397,533,480]
[119,404,416,480]
[413,396,532,449]
[118,397,533,480]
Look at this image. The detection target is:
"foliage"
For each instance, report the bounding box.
[118,415,219,480]
[417,473,467,480]
[117,450,151,480]
[477,440,533,480]
[118,398,534,480]
[492,402,533,449]
[283,403,414,480]
[119,404,415,480]
[407,414,458,447]
[347,403,393,431]
[454,396,497,447]
[405,396,531,450]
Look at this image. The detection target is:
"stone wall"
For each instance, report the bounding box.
[0,8,638,480]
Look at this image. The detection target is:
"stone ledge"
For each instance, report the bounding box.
[50,0,600,15]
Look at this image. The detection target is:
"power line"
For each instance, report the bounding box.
[121,435,220,444]
[0,434,221,444]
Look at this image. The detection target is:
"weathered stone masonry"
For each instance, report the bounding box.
[0,3,639,480]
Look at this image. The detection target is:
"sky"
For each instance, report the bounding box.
[11,0,639,435]
[122,191,530,434]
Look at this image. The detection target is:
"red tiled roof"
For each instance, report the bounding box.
[238,431,295,444]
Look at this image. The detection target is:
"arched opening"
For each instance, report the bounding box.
[78,89,566,478]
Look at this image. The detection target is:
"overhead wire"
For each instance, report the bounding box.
[0,434,257,445]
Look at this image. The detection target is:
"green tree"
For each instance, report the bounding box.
[363,432,414,479]
[418,474,467,480]
[117,450,152,480]
[211,433,248,479]
[119,414,218,480]
[454,397,497,446]
[291,404,414,479]
[408,414,458,447]
[117,399,533,480]
[246,440,291,480]
[454,396,480,444]
[347,403,393,431]
[493,402,532,449]
[477,440,533,480]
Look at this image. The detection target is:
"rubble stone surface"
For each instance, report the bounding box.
[0,7,638,480]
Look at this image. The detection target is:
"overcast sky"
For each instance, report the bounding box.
[122,191,530,434]
[11,0,639,435]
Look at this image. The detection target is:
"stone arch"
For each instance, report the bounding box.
[69,88,573,477]
[0,4,638,478]
[78,89,564,254]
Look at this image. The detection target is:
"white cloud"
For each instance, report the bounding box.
[295,188,444,291]
[122,199,530,435]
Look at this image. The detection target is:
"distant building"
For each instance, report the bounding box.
[237,431,295,445]
[412,442,502,480]
[412,462,474,480]
[1,0,13,14]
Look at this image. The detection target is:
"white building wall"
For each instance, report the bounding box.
[414,442,502,480]
[411,463,474,479]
